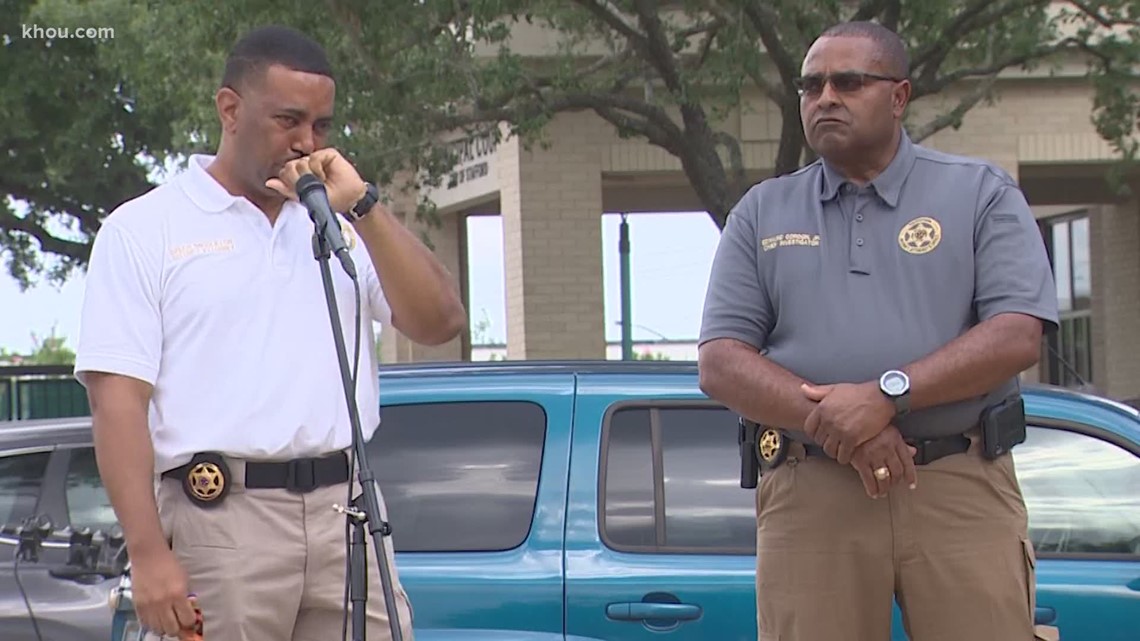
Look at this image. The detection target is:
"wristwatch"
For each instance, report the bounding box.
[348,182,379,221]
[879,369,911,417]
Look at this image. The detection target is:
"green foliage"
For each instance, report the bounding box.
[0,0,180,289]
[3,0,1140,284]
[0,326,76,365]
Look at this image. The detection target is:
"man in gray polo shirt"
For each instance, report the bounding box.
[698,21,1059,641]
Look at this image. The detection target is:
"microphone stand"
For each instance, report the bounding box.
[307,204,403,641]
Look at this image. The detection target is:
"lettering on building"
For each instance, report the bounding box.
[446,133,497,190]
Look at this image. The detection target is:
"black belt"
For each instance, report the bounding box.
[801,432,971,466]
[244,451,350,491]
[162,450,350,500]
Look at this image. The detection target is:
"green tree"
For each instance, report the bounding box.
[107,0,1140,228]
[0,0,179,288]
[0,326,76,365]
[4,0,1140,284]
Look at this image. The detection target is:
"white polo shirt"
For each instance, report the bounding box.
[74,154,392,474]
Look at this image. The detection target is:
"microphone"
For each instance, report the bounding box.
[296,173,357,279]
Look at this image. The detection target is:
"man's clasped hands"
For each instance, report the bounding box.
[799,381,919,499]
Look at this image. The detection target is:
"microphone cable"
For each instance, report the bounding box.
[339,267,363,641]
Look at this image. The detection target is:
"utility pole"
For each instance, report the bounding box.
[619,214,633,360]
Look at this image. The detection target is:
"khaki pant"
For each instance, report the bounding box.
[756,431,1037,641]
[146,456,415,641]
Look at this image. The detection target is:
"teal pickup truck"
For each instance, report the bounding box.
[95,360,1140,640]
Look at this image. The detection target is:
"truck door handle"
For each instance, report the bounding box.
[606,602,702,621]
[1034,606,1056,625]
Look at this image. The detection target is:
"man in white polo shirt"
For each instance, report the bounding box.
[73,25,465,641]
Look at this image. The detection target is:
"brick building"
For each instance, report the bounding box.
[378,52,1140,405]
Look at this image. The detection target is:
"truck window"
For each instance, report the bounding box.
[1016,425,1140,556]
[0,450,51,527]
[368,401,546,553]
[600,404,756,554]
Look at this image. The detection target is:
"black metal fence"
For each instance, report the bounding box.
[0,364,90,420]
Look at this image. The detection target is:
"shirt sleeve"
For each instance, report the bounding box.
[362,258,393,326]
[973,180,1061,332]
[698,189,774,350]
[73,220,163,386]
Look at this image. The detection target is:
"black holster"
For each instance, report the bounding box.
[980,395,1027,460]
[739,418,760,489]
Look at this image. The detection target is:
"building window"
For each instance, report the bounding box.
[1041,212,1092,387]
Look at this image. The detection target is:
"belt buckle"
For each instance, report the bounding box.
[285,459,317,493]
[182,453,230,508]
[756,428,788,473]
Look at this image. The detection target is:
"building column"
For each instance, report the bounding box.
[500,112,607,359]
[378,202,467,363]
[1091,198,1140,402]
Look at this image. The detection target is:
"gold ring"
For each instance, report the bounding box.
[873,466,890,480]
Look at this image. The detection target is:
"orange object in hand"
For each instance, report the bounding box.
[178,596,204,641]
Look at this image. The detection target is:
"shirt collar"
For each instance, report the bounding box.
[177,154,242,213]
[818,130,916,208]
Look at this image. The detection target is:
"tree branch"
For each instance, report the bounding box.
[530,44,638,89]
[851,0,888,22]
[593,105,683,154]
[677,16,726,41]
[738,1,799,87]
[882,0,902,32]
[572,0,648,47]
[0,208,89,261]
[701,2,785,102]
[912,37,1082,99]
[908,74,1001,142]
[714,130,746,197]
[1068,0,1140,28]
[628,0,687,94]
[689,19,724,71]
[911,0,1047,84]
[437,81,684,145]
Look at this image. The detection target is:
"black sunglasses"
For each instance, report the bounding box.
[794,71,904,97]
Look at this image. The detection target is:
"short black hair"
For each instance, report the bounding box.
[221,25,334,90]
[819,21,909,79]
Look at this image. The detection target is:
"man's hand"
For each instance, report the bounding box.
[849,425,919,499]
[266,148,368,214]
[801,381,896,464]
[130,545,198,637]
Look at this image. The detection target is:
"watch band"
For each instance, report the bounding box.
[893,391,911,417]
[348,183,379,221]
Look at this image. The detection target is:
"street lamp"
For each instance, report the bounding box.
[613,321,670,342]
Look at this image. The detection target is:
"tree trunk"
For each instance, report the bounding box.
[686,98,809,230]
[774,99,807,176]
[682,141,736,230]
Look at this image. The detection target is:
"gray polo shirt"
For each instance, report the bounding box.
[699,131,1060,440]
